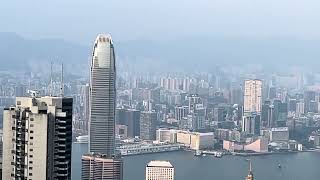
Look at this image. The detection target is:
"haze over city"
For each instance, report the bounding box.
[0,1,320,180]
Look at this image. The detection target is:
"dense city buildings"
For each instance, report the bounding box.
[3,2,320,180]
[146,161,174,180]
[2,96,73,180]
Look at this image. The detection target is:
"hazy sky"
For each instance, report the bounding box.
[1,0,320,44]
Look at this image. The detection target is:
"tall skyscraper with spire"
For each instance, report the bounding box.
[82,34,123,180]
[245,160,254,180]
[89,34,116,156]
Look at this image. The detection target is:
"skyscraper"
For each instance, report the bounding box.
[146,161,174,180]
[116,108,141,138]
[2,96,73,180]
[140,111,157,140]
[174,106,189,121]
[89,34,116,156]
[83,34,123,180]
[244,79,262,114]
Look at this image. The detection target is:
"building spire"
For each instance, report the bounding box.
[246,159,254,180]
[60,63,64,97]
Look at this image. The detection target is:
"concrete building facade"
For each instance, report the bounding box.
[244,79,262,114]
[146,161,174,180]
[2,96,73,180]
[82,154,123,180]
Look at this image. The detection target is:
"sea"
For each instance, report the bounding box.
[72,143,320,180]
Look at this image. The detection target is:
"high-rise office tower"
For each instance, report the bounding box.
[146,161,174,180]
[82,154,123,180]
[140,111,157,140]
[194,104,206,130]
[268,86,277,100]
[214,106,227,122]
[2,96,73,180]
[288,99,297,113]
[296,101,305,116]
[174,106,189,121]
[244,79,262,114]
[231,87,243,105]
[83,34,123,180]
[242,113,260,135]
[116,108,141,138]
[304,90,316,113]
[89,34,116,156]
[188,94,201,112]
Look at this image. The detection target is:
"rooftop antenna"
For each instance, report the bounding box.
[60,63,64,97]
[49,62,53,96]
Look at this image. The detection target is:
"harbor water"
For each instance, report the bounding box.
[72,143,320,180]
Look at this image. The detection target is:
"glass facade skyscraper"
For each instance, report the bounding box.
[89,34,116,156]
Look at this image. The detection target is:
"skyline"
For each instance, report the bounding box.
[1,1,320,180]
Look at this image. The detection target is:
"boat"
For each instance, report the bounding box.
[194,150,202,156]
[278,163,282,169]
[215,152,223,158]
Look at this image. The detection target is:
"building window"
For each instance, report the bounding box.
[30,149,33,152]
[29,173,32,176]
[30,130,34,133]
[29,161,33,164]
[30,136,33,140]
[29,167,33,170]
[30,124,34,127]
[29,155,33,158]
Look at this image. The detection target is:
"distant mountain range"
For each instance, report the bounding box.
[0,32,89,73]
[1,32,320,74]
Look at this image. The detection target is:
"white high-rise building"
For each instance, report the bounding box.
[89,34,116,156]
[244,79,262,114]
[146,161,174,180]
[2,96,73,180]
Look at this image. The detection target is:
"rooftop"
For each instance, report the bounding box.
[147,161,173,168]
[271,127,289,131]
